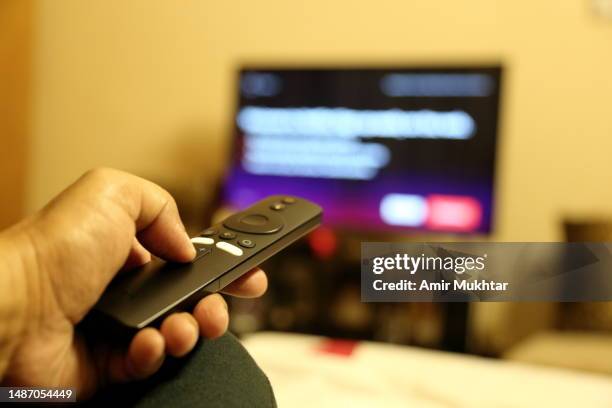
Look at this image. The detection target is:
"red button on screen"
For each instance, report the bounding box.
[426,195,482,232]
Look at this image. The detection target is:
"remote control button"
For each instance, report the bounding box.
[270,203,285,211]
[200,228,217,237]
[219,231,236,240]
[224,211,284,234]
[193,245,212,261]
[191,237,214,245]
[281,197,296,204]
[238,239,256,248]
[241,214,268,226]
[215,241,243,256]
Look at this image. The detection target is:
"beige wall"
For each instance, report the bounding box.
[29,0,612,240]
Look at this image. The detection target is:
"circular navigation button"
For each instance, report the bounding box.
[200,228,217,237]
[238,239,256,248]
[241,214,269,226]
[219,231,236,240]
[223,211,284,234]
[270,203,285,211]
[282,197,296,204]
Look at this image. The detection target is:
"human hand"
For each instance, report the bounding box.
[0,168,267,398]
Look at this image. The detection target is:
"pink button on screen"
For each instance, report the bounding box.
[426,195,482,232]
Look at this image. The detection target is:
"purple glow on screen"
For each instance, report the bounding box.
[223,168,494,233]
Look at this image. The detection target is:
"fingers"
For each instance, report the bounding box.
[221,267,268,298]
[22,168,196,322]
[107,328,166,382]
[193,294,229,339]
[127,328,166,379]
[105,290,245,383]
[160,313,199,357]
[107,296,228,382]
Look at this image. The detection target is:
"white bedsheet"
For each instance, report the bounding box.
[243,332,612,408]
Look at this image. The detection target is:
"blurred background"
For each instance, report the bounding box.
[1,0,612,390]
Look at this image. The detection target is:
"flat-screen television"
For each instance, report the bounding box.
[222,66,502,234]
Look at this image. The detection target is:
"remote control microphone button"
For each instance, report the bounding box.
[219,231,237,240]
[238,239,256,248]
[191,237,214,245]
[281,197,296,204]
[270,203,285,211]
[215,241,243,256]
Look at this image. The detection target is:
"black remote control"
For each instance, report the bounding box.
[83,195,322,339]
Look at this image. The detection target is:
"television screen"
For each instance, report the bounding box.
[222,66,502,234]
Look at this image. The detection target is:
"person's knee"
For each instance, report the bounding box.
[88,333,276,408]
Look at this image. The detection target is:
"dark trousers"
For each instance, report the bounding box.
[86,333,276,407]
